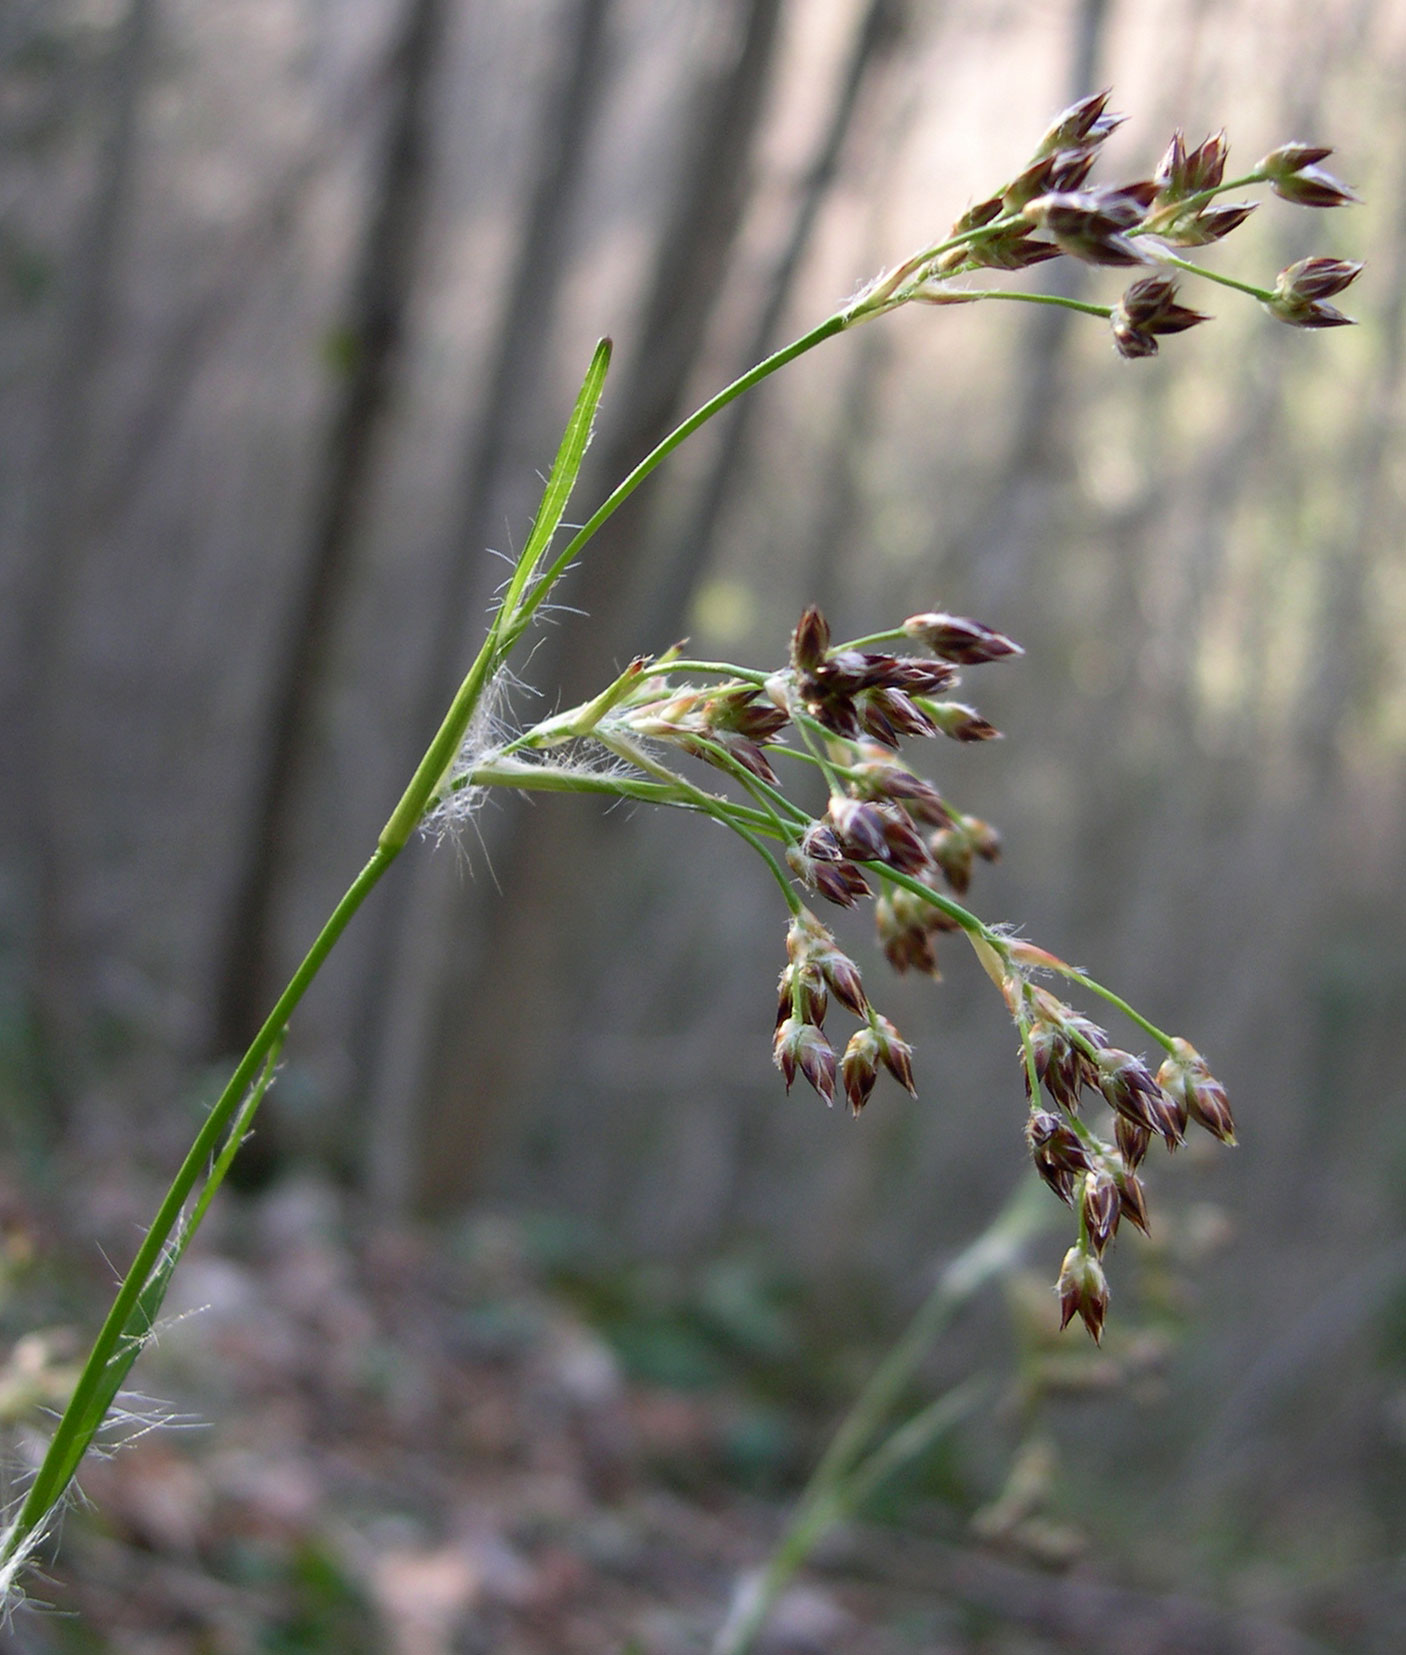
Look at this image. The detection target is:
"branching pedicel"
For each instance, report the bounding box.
[0,91,1359,1596]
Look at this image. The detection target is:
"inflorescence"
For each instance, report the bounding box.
[460,599,1235,1341]
[842,90,1361,356]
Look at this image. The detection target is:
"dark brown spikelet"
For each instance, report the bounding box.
[926,700,1001,742]
[827,795,891,862]
[841,1016,916,1112]
[1258,143,1360,208]
[847,749,953,827]
[790,606,830,673]
[707,687,791,742]
[1026,990,1107,1112]
[1115,1113,1152,1169]
[1154,128,1229,199]
[1110,274,1209,359]
[1113,1166,1151,1234]
[773,1017,836,1104]
[1157,1038,1237,1145]
[1057,1245,1109,1342]
[1026,1109,1092,1203]
[1266,256,1363,328]
[1024,187,1152,266]
[1033,89,1125,160]
[1081,1167,1121,1253]
[1095,1048,1167,1137]
[903,611,1023,664]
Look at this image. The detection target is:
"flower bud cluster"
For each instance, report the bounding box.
[787,606,958,747]
[773,908,915,1113]
[585,599,1235,1346]
[624,682,790,782]
[1016,985,1234,1340]
[1264,256,1363,329]
[1256,143,1360,209]
[849,91,1360,360]
[775,604,1017,993]
[1110,274,1208,360]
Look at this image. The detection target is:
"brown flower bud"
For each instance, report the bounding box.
[859,686,938,746]
[926,700,1001,742]
[1258,143,1359,207]
[788,835,871,908]
[1154,129,1228,199]
[813,859,871,907]
[840,1017,915,1112]
[1113,1166,1150,1234]
[1157,1038,1236,1145]
[706,687,791,742]
[1026,995,1105,1112]
[1110,273,1209,360]
[790,606,830,673]
[872,1013,917,1095]
[1153,199,1256,247]
[1081,1167,1121,1254]
[1024,188,1152,266]
[1114,1113,1151,1169]
[1057,1245,1109,1342]
[773,1017,836,1104]
[786,910,868,1016]
[886,658,960,696]
[1266,256,1363,329]
[848,750,953,827]
[872,804,932,874]
[1032,90,1124,160]
[950,195,1005,235]
[902,611,1023,664]
[1026,1109,1092,1203]
[777,959,827,1026]
[827,795,890,862]
[1095,1048,1165,1135]
[840,1029,879,1112]
[965,229,1062,272]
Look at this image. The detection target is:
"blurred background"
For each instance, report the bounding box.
[2,0,1406,1648]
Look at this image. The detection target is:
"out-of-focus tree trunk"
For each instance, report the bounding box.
[361,0,616,1218]
[22,0,156,1114]
[635,0,912,649]
[411,0,788,1211]
[85,51,392,541]
[965,0,1112,611]
[207,0,446,1079]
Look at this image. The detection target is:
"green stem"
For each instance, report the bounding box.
[594,733,801,908]
[711,1184,1047,1655]
[953,288,1112,318]
[506,315,850,646]
[2,846,398,1565]
[1061,968,1176,1051]
[1151,248,1273,302]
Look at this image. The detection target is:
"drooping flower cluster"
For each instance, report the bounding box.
[773,908,916,1114]
[486,589,1242,1339]
[846,89,1362,360]
[563,596,1238,1340]
[1007,982,1235,1341]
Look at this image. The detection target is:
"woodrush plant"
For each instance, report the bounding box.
[1,92,1359,1602]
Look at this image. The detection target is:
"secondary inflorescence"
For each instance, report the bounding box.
[474,596,1236,1339]
[843,90,1361,358]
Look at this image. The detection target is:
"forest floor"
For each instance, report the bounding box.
[0,1166,1374,1654]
